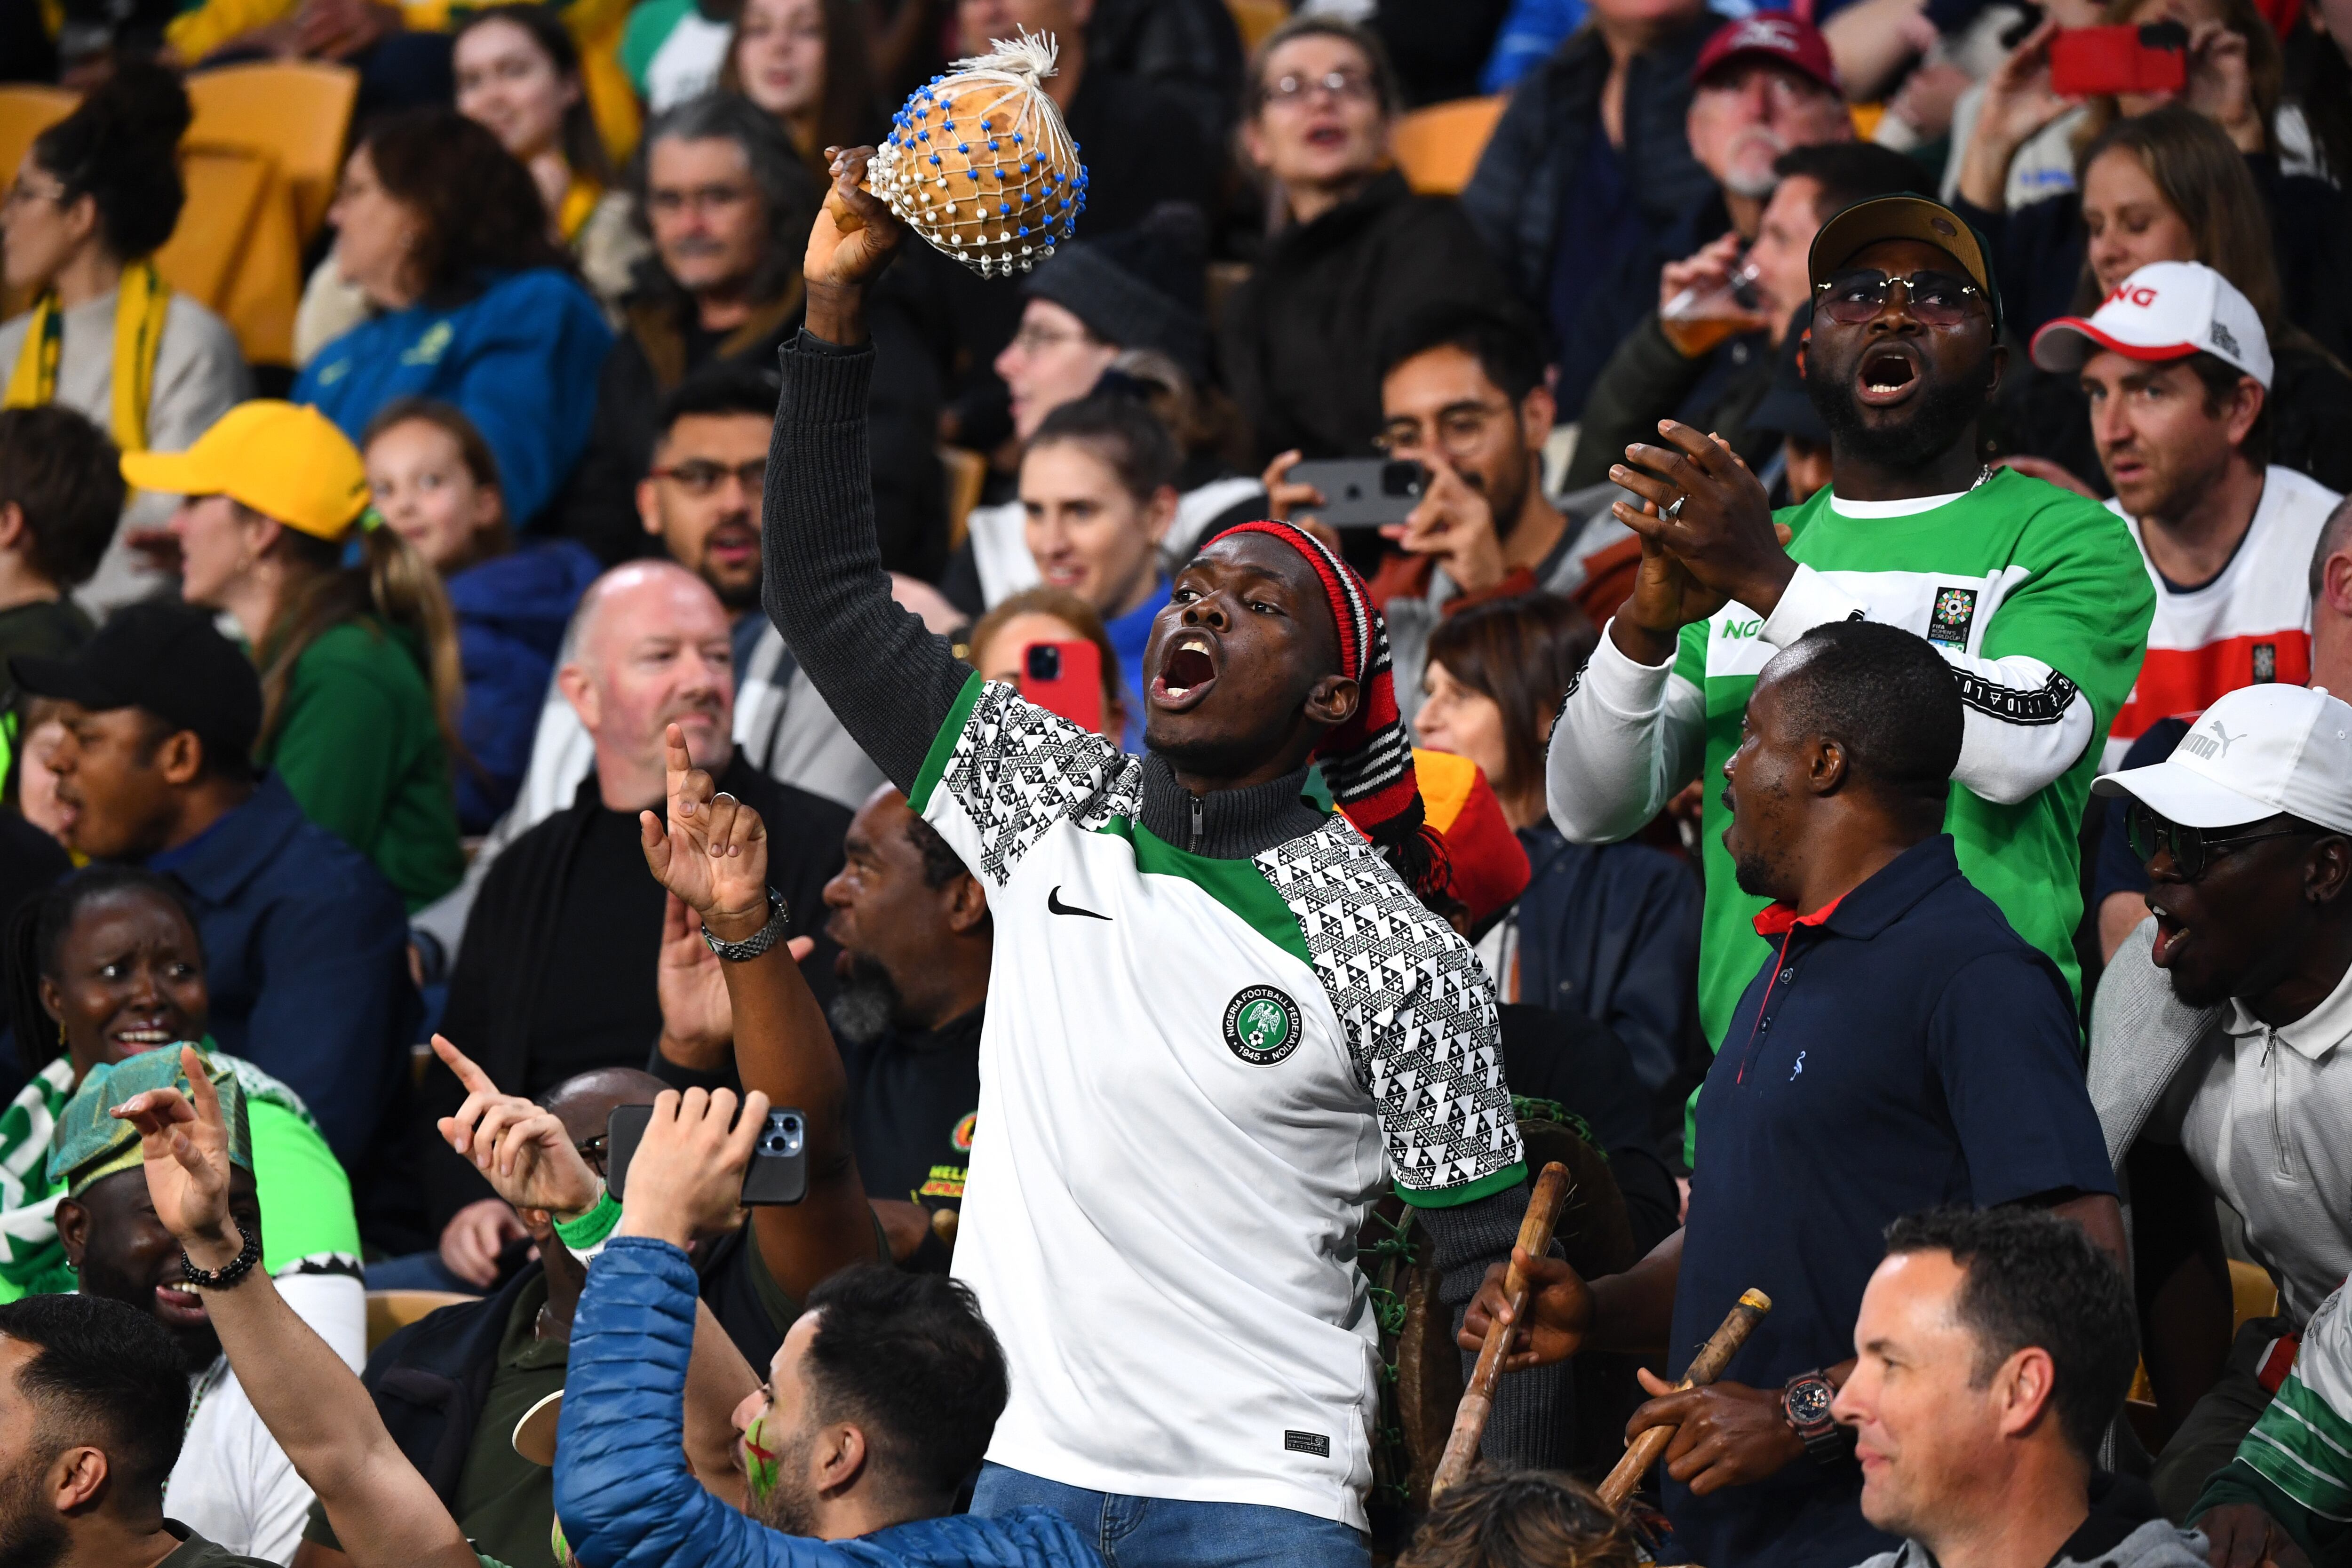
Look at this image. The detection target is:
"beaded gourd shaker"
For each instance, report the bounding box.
[866,29,1090,278]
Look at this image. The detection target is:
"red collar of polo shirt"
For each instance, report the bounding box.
[1752,893,1846,938]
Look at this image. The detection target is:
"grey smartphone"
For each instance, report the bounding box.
[605,1103,808,1206]
[1285,458,1427,528]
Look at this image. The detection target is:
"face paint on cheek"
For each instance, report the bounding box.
[740,1411,782,1501]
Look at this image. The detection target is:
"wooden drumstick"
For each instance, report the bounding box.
[1429,1161,1573,1500]
[1597,1288,1774,1512]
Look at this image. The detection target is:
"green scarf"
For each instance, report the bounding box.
[0,1043,361,1302]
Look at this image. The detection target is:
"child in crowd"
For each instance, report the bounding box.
[134,400,467,911]
[364,398,602,833]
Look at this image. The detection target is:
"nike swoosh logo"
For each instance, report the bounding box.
[1047,886,1110,921]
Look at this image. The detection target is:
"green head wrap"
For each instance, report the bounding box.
[45,1045,252,1198]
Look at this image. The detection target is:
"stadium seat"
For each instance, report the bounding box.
[1227,0,1287,54]
[366,1288,476,1351]
[152,142,304,367]
[184,62,358,243]
[941,445,987,551]
[1391,96,1506,196]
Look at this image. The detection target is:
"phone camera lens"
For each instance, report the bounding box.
[1025,644,1061,682]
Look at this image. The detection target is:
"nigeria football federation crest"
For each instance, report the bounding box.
[1223,985,1303,1066]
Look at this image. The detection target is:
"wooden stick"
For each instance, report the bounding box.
[1429,1161,1573,1500]
[1597,1288,1774,1511]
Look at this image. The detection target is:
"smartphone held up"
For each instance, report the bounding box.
[605,1103,809,1206]
[2047,21,2188,97]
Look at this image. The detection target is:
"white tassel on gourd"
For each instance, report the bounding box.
[867,28,1091,278]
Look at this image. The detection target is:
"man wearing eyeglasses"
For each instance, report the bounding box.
[1549,192,2153,1159]
[2085,683,2352,1521]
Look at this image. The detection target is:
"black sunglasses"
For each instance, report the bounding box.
[2125,801,2315,880]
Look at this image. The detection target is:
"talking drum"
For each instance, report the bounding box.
[868,30,1090,278]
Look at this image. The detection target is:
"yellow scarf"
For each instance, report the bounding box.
[557,175,602,245]
[2,260,171,454]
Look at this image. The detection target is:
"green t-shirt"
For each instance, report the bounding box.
[1673,470,2153,1117]
[257,618,464,912]
[0,1051,363,1302]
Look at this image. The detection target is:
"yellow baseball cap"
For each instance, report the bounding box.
[120,400,371,540]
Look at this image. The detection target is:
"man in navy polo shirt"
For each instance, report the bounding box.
[1465,620,2118,1568]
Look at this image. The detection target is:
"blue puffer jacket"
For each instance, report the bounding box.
[445,540,601,833]
[556,1238,1108,1568]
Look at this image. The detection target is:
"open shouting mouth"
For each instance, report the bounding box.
[1150,630,1221,713]
[1856,342,1923,407]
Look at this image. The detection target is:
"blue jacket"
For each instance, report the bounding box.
[145,774,418,1167]
[556,1237,1108,1568]
[1513,821,1701,1099]
[445,540,602,832]
[294,269,613,526]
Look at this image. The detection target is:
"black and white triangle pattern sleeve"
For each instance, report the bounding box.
[1257,820,1524,1196]
[940,682,1143,885]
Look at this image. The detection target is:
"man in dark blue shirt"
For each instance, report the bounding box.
[15,603,417,1178]
[1464,621,2119,1568]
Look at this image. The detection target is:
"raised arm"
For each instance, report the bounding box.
[640,724,879,1302]
[114,1050,477,1568]
[761,147,975,791]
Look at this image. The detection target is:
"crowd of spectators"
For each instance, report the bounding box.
[8,0,2352,1565]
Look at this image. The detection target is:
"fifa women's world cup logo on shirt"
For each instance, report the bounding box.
[1223,986,1303,1066]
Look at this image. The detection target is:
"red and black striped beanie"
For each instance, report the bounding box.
[1211,519,1447,901]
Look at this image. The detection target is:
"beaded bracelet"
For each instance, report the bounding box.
[180,1226,261,1290]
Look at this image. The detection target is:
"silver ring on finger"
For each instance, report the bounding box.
[1664,495,1686,521]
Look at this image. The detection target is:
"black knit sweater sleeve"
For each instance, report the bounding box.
[760,330,974,792]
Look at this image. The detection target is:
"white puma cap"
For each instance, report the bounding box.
[2092,684,2352,832]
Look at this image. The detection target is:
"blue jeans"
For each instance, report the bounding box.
[970,1463,1371,1568]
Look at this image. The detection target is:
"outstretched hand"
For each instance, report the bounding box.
[431,1034,600,1222]
[806,145,906,297]
[112,1045,240,1266]
[641,723,771,937]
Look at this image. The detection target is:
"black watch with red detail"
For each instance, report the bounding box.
[1783,1368,1849,1467]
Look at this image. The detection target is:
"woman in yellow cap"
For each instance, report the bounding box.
[124,400,465,911]
[0,61,248,607]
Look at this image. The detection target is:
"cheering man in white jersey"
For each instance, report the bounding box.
[1548,193,2154,1148]
[756,150,1534,1568]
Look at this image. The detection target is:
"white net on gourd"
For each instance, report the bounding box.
[867,29,1090,278]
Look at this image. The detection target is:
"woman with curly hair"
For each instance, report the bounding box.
[293,108,613,528]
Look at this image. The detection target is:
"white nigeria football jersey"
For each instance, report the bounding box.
[913,675,1525,1527]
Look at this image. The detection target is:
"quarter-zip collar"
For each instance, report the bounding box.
[1136,753,1326,860]
[2226,948,2352,1062]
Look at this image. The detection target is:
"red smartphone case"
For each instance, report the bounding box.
[1017,639,1107,735]
[2049,25,2187,97]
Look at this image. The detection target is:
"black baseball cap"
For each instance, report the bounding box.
[1807,193,2004,336]
[12,601,262,766]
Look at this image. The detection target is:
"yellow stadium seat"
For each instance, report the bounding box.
[1391,96,1506,196]
[941,445,987,552]
[0,85,77,190]
[1850,102,1886,140]
[184,61,358,242]
[366,1288,476,1351]
[152,141,303,366]
[1227,0,1287,55]
[2231,1258,2279,1333]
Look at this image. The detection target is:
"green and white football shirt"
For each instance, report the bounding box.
[1549,470,2154,1151]
[914,672,1526,1528]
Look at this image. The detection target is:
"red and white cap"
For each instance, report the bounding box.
[2029,260,2272,389]
[1692,15,1841,94]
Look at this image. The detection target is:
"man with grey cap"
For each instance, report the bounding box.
[2086,682,2352,1516]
